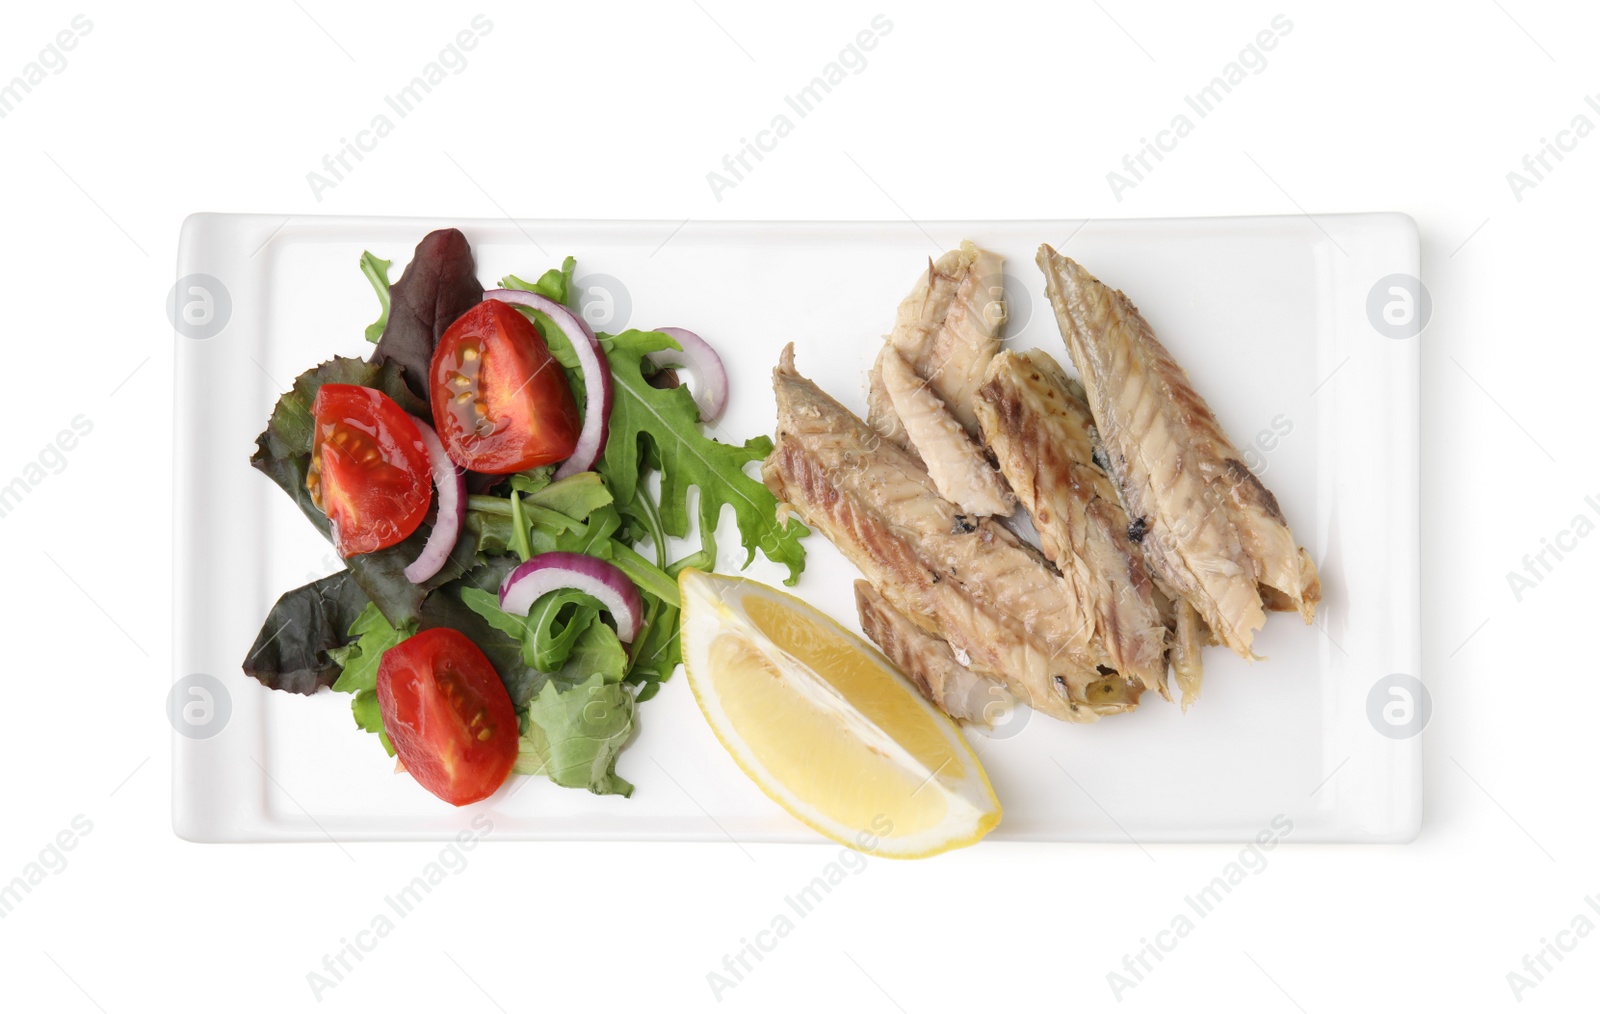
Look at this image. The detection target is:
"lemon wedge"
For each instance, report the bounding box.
[679,569,1001,858]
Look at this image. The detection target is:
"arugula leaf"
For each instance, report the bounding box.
[242,570,372,695]
[514,673,635,797]
[325,602,407,756]
[501,256,575,307]
[466,479,623,559]
[553,618,627,685]
[457,581,599,685]
[251,356,477,627]
[350,690,395,756]
[610,544,680,608]
[466,501,518,557]
[508,491,533,562]
[501,504,635,672]
[330,604,407,693]
[499,262,581,377]
[507,466,555,496]
[458,587,526,642]
[628,600,681,700]
[548,501,617,554]
[599,329,809,584]
[373,228,484,399]
[460,492,677,679]
[463,582,601,674]
[522,591,602,672]
[614,487,681,606]
[528,472,613,519]
[499,266,808,584]
[359,251,392,344]
[620,485,668,566]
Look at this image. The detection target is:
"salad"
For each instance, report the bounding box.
[241,229,809,805]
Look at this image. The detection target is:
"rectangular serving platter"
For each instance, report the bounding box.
[172,213,1420,844]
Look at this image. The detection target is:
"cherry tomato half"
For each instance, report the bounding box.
[307,384,431,557]
[375,628,518,806]
[429,299,581,474]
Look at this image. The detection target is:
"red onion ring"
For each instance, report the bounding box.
[484,288,611,478]
[498,551,644,642]
[403,420,465,584]
[649,327,728,423]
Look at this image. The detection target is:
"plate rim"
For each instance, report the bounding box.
[171,211,1421,844]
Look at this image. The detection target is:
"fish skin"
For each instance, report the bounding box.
[867,241,1007,445]
[975,348,1169,696]
[763,345,1140,723]
[1036,245,1321,664]
[879,347,1014,517]
[854,580,1009,725]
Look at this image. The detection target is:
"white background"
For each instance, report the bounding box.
[1,1,1593,1010]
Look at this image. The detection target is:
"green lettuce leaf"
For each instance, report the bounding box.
[514,673,635,797]
[359,251,392,344]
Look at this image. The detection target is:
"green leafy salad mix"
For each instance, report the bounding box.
[242,229,807,801]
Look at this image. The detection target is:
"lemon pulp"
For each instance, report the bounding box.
[679,569,1000,858]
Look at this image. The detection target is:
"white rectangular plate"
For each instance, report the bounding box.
[173,213,1420,844]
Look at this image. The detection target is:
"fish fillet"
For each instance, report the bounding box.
[879,347,1013,517]
[867,241,1006,446]
[763,345,1140,723]
[1170,599,1209,710]
[1037,245,1321,665]
[854,581,1009,725]
[974,349,1170,697]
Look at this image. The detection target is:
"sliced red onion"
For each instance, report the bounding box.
[484,288,611,478]
[498,551,644,642]
[403,420,465,584]
[649,327,728,423]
